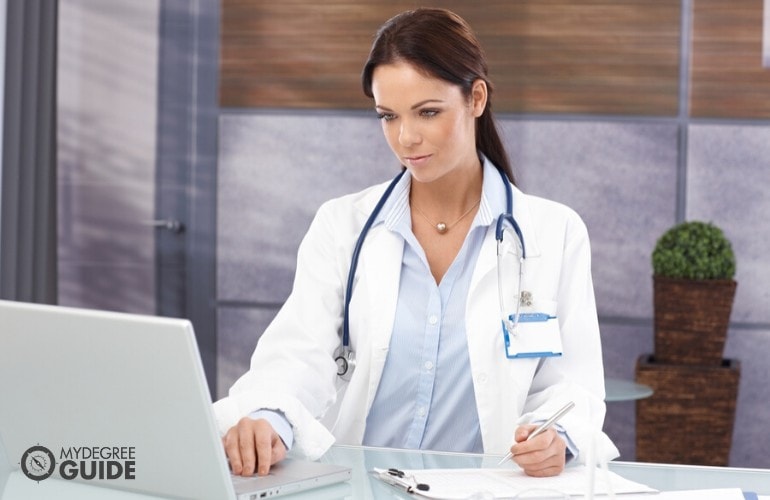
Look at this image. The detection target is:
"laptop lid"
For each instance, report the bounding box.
[0,300,349,500]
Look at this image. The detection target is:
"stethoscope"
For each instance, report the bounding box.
[334,167,527,380]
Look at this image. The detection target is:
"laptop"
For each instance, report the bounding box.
[0,300,351,500]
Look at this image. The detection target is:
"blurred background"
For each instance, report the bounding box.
[2,0,769,467]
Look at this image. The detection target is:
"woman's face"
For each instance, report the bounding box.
[371,61,486,185]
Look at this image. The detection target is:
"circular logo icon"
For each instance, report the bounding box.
[20,445,56,482]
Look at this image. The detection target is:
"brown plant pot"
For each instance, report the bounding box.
[653,276,737,365]
[635,354,740,466]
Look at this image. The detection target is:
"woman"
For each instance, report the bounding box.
[215,7,618,478]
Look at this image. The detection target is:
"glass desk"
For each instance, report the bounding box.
[2,445,769,499]
[604,377,654,402]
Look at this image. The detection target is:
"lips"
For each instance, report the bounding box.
[404,154,432,167]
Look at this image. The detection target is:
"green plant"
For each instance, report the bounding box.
[652,221,736,280]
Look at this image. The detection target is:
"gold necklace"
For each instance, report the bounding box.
[413,198,481,234]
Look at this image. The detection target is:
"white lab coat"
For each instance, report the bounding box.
[213,174,619,463]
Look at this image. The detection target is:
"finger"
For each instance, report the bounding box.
[512,446,554,467]
[514,424,537,443]
[254,422,274,476]
[513,430,560,464]
[522,463,563,477]
[514,432,566,476]
[270,433,287,465]
[515,446,561,471]
[223,429,243,475]
[511,427,553,457]
[237,420,258,476]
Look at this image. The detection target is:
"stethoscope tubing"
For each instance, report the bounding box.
[339,166,525,375]
[342,170,406,350]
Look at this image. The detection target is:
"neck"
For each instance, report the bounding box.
[410,161,483,218]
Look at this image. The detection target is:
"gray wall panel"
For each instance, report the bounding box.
[600,322,654,461]
[58,263,154,313]
[681,125,770,466]
[58,183,155,263]
[217,306,279,398]
[217,113,394,303]
[503,120,679,320]
[687,124,770,324]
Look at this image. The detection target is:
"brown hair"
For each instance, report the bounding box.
[362,8,515,184]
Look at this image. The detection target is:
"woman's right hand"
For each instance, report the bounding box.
[223,417,287,476]
[509,425,566,477]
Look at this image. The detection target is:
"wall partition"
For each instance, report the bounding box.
[0,0,58,304]
[0,0,6,245]
[56,0,220,394]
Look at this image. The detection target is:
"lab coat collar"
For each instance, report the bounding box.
[470,160,542,295]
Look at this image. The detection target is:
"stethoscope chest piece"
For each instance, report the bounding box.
[334,345,356,381]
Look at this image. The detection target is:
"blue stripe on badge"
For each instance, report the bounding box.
[509,352,563,358]
[508,313,555,323]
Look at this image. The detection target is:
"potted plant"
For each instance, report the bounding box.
[650,220,737,365]
[635,220,740,466]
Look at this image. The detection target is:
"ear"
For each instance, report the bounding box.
[470,79,488,117]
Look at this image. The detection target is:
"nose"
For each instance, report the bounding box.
[398,120,421,147]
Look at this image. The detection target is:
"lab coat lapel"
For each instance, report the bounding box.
[510,187,541,260]
[357,224,403,410]
[469,226,498,296]
[333,186,403,444]
[468,185,541,298]
[465,188,545,452]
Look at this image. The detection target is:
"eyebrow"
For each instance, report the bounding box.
[375,99,445,112]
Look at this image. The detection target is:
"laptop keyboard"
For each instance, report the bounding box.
[231,473,260,484]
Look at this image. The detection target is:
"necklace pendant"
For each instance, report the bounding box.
[436,222,448,234]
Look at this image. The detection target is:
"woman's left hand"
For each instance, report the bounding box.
[508,425,567,477]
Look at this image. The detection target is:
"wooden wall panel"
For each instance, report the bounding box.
[221,1,681,115]
[690,0,770,118]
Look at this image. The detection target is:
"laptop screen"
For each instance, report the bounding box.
[0,300,236,499]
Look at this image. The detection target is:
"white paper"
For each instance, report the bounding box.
[375,465,656,499]
[620,488,745,499]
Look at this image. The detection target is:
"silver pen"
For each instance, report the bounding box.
[373,467,430,493]
[496,401,576,466]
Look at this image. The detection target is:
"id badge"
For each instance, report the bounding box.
[502,309,563,359]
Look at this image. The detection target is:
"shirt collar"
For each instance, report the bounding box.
[478,155,509,228]
[373,155,511,231]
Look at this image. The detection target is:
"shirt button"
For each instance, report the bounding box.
[424,361,434,371]
[478,374,488,384]
[428,315,438,325]
[417,407,426,417]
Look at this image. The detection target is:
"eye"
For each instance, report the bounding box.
[420,109,439,118]
[376,112,396,122]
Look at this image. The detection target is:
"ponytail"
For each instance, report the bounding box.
[477,100,515,186]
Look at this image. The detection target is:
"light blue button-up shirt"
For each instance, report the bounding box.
[362,160,505,453]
